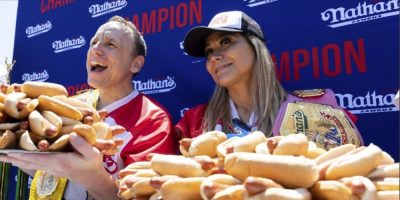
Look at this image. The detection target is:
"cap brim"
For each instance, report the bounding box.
[183,26,242,57]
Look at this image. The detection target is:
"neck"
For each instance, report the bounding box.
[97,84,133,110]
[228,84,254,122]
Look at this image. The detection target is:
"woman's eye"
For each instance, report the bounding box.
[220,38,230,46]
[205,49,213,57]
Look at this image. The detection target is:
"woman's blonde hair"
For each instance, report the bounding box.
[202,34,286,136]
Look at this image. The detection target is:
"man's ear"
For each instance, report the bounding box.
[130,55,145,74]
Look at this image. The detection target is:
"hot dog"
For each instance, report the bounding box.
[246,188,311,200]
[305,141,326,159]
[229,131,266,153]
[200,174,242,200]
[371,177,399,191]
[315,143,357,165]
[324,144,383,180]
[150,154,216,177]
[217,136,240,159]
[4,92,38,120]
[311,176,380,200]
[53,95,102,123]
[0,130,17,149]
[47,134,70,151]
[340,176,377,200]
[244,176,283,196]
[91,122,112,140]
[118,170,159,200]
[159,177,206,200]
[367,163,399,179]
[21,81,68,98]
[37,95,83,121]
[71,124,97,145]
[179,131,227,157]
[28,110,58,138]
[119,161,152,178]
[0,122,24,131]
[224,152,319,188]
[255,134,309,156]
[18,130,39,151]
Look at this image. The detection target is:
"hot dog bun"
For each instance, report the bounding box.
[200,174,242,200]
[71,124,96,145]
[325,144,383,180]
[315,143,357,165]
[371,177,400,191]
[179,131,227,157]
[28,110,58,138]
[4,92,38,120]
[211,185,245,200]
[224,152,318,188]
[91,122,112,140]
[0,130,17,149]
[38,95,83,121]
[48,134,70,151]
[18,131,39,151]
[21,81,68,98]
[232,131,266,153]
[247,188,311,200]
[367,163,399,178]
[159,177,205,200]
[217,136,240,159]
[265,134,309,156]
[53,95,101,123]
[150,154,212,177]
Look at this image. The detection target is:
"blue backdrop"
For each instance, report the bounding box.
[7,0,400,199]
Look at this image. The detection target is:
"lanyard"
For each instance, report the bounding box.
[214,99,258,138]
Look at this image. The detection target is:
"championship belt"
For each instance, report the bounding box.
[29,89,99,200]
[279,101,361,150]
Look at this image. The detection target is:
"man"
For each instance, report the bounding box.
[0,16,177,200]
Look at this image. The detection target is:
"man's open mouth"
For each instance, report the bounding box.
[90,61,108,72]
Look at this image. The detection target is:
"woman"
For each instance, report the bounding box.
[176,11,363,150]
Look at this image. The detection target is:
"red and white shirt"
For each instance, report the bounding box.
[64,90,177,199]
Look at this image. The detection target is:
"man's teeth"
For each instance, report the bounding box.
[91,61,106,67]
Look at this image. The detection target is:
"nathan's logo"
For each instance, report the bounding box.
[89,0,127,18]
[293,110,308,134]
[134,76,176,94]
[335,91,399,114]
[26,21,52,38]
[243,0,278,7]
[52,36,86,53]
[22,70,49,82]
[321,0,400,28]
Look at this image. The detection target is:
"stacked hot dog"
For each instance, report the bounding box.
[0,81,124,153]
[117,131,399,200]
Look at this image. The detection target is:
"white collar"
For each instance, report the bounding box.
[102,90,139,113]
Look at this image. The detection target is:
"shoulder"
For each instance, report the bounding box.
[137,93,172,116]
[183,104,208,117]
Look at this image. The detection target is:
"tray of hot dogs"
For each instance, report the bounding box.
[0,81,123,154]
[117,131,399,200]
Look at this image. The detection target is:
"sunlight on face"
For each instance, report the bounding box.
[86,21,135,90]
[204,32,255,89]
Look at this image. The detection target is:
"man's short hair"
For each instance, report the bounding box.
[108,16,147,57]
